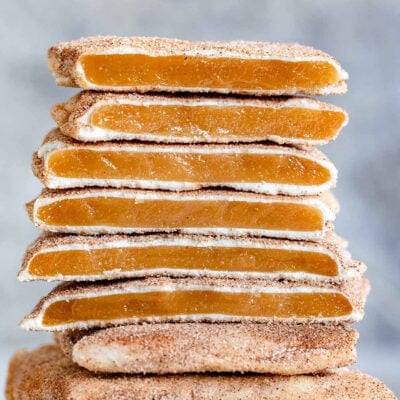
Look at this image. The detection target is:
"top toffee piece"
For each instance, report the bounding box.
[48,37,348,96]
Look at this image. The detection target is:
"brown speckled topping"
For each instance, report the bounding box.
[49,36,345,65]
[6,345,396,400]
[54,322,358,375]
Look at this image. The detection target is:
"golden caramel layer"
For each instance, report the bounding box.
[28,246,338,278]
[42,290,353,326]
[46,149,331,186]
[79,54,340,91]
[35,197,324,232]
[90,104,346,142]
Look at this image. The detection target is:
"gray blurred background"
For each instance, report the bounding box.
[1,0,399,396]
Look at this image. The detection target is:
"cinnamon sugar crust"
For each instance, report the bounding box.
[51,91,348,145]
[6,345,396,400]
[48,36,348,96]
[33,128,338,195]
[54,322,358,375]
[19,232,365,282]
[20,276,370,330]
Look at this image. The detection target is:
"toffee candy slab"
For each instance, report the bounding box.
[19,233,365,282]
[55,322,358,375]
[34,129,337,195]
[6,345,396,400]
[53,92,348,145]
[26,188,339,239]
[48,36,348,95]
[20,276,369,331]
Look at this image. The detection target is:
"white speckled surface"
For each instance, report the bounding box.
[1,0,399,397]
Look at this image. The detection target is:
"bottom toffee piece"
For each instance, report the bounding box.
[6,345,396,400]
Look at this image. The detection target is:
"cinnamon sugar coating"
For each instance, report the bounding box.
[6,345,396,400]
[54,322,358,374]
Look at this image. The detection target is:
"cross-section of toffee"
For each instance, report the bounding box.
[52,92,348,145]
[34,129,337,195]
[20,276,369,331]
[19,233,365,282]
[48,36,348,95]
[54,323,358,375]
[26,188,339,239]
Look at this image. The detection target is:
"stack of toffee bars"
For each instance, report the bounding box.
[6,37,396,399]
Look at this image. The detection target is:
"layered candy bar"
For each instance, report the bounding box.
[20,233,363,282]
[52,92,348,145]
[34,129,337,195]
[20,276,369,331]
[26,188,339,239]
[48,37,348,96]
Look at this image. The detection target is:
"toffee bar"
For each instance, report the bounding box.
[26,189,338,239]
[53,92,348,145]
[35,129,337,195]
[20,277,368,331]
[48,37,348,95]
[20,234,364,282]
